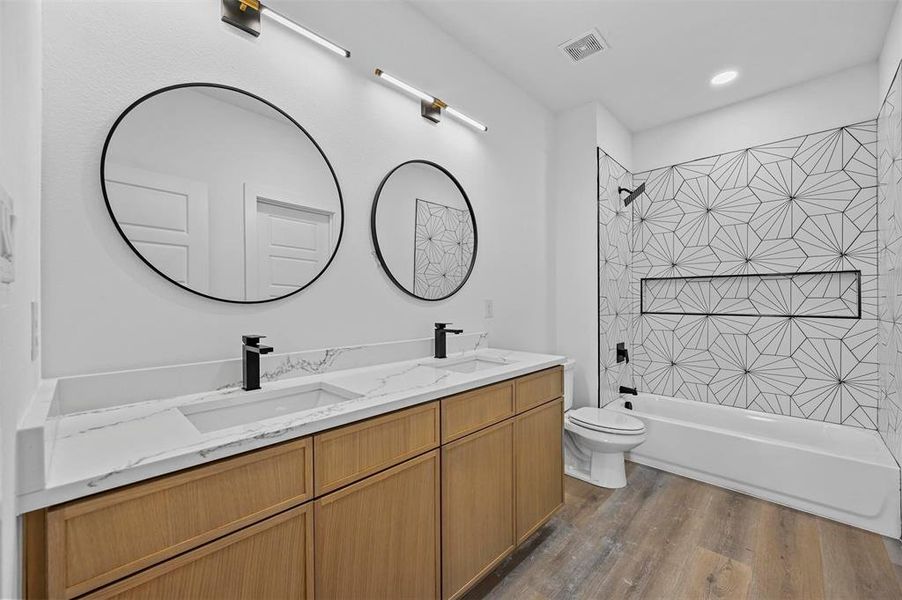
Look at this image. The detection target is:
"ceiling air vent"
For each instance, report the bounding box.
[559,29,608,63]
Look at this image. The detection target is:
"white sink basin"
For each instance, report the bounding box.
[179,382,362,433]
[435,356,513,374]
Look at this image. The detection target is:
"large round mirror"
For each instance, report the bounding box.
[102,83,343,303]
[372,160,477,301]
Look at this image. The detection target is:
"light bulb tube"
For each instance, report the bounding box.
[261,5,350,58]
[374,69,436,104]
[445,106,488,132]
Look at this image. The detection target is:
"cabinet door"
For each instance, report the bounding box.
[442,420,515,600]
[83,504,313,599]
[315,450,440,599]
[514,398,564,544]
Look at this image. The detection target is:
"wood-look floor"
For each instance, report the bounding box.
[465,463,902,600]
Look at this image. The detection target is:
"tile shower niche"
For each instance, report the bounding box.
[641,270,862,319]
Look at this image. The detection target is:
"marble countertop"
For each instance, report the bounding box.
[19,348,565,512]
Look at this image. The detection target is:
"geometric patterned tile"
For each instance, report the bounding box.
[878,60,902,456]
[620,118,880,429]
[413,199,475,299]
[598,148,636,405]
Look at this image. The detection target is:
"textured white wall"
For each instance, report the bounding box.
[632,63,878,172]
[879,0,902,104]
[0,0,42,596]
[549,102,631,408]
[550,104,596,409]
[595,103,633,172]
[41,0,553,377]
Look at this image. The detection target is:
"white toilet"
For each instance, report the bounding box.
[562,360,647,489]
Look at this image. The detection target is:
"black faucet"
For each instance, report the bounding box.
[434,323,463,359]
[242,335,273,391]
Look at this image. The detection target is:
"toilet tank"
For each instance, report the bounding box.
[563,359,575,411]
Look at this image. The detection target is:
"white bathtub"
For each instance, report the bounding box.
[608,393,902,537]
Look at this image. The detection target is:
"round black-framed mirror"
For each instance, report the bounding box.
[371,160,477,301]
[101,82,344,304]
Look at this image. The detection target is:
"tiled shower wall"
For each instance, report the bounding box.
[599,121,881,428]
[597,150,634,406]
[878,60,902,460]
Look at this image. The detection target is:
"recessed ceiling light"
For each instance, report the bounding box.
[710,70,738,86]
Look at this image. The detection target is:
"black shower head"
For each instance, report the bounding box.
[618,182,646,207]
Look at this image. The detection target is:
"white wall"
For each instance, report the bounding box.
[41,0,553,377]
[632,63,878,172]
[879,0,902,103]
[595,103,633,173]
[549,101,631,408]
[0,0,42,596]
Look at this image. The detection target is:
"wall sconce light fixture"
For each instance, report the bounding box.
[221,0,350,58]
[374,69,488,132]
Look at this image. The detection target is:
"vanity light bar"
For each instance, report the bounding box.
[222,0,350,58]
[261,5,350,58]
[374,69,488,132]
[445,106,488,132]
[374,69,436,104]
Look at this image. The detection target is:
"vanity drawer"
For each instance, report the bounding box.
[43,436,313,599]
[314,401,440,495]
[514,366,563,413]
[441,381,515,443]
[82,503,314,600]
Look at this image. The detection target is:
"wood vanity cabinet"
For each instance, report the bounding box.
[440,367,563,600]
[24,367,563,600]
[315,450,441,599]
[442,420,515,600]
[514,397,564,544]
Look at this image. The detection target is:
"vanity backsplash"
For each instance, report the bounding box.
[51,332,489,415]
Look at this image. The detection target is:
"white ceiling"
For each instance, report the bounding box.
[410,0,898,131]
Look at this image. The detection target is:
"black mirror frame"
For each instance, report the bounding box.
[100,82,345,304]
[371,159,478,302]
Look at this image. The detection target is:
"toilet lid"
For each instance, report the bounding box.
[569,407,645,434]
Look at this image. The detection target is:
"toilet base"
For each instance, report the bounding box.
[590,451,627,488]
[564,450,627,489]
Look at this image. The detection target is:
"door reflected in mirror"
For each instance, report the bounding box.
[102,83,343,303]
[372,160,477,301]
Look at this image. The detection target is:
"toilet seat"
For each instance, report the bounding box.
[567,407,645,435]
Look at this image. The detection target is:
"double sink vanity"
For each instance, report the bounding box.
[17,46,564,600]
[19,336,565,599]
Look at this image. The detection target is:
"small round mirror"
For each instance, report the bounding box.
[371,160,477,301]
[102,83,343,303]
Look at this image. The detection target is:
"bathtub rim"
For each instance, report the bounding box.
[607,393,897,469]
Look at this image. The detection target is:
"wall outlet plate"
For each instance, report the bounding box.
[484,299,494,319]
